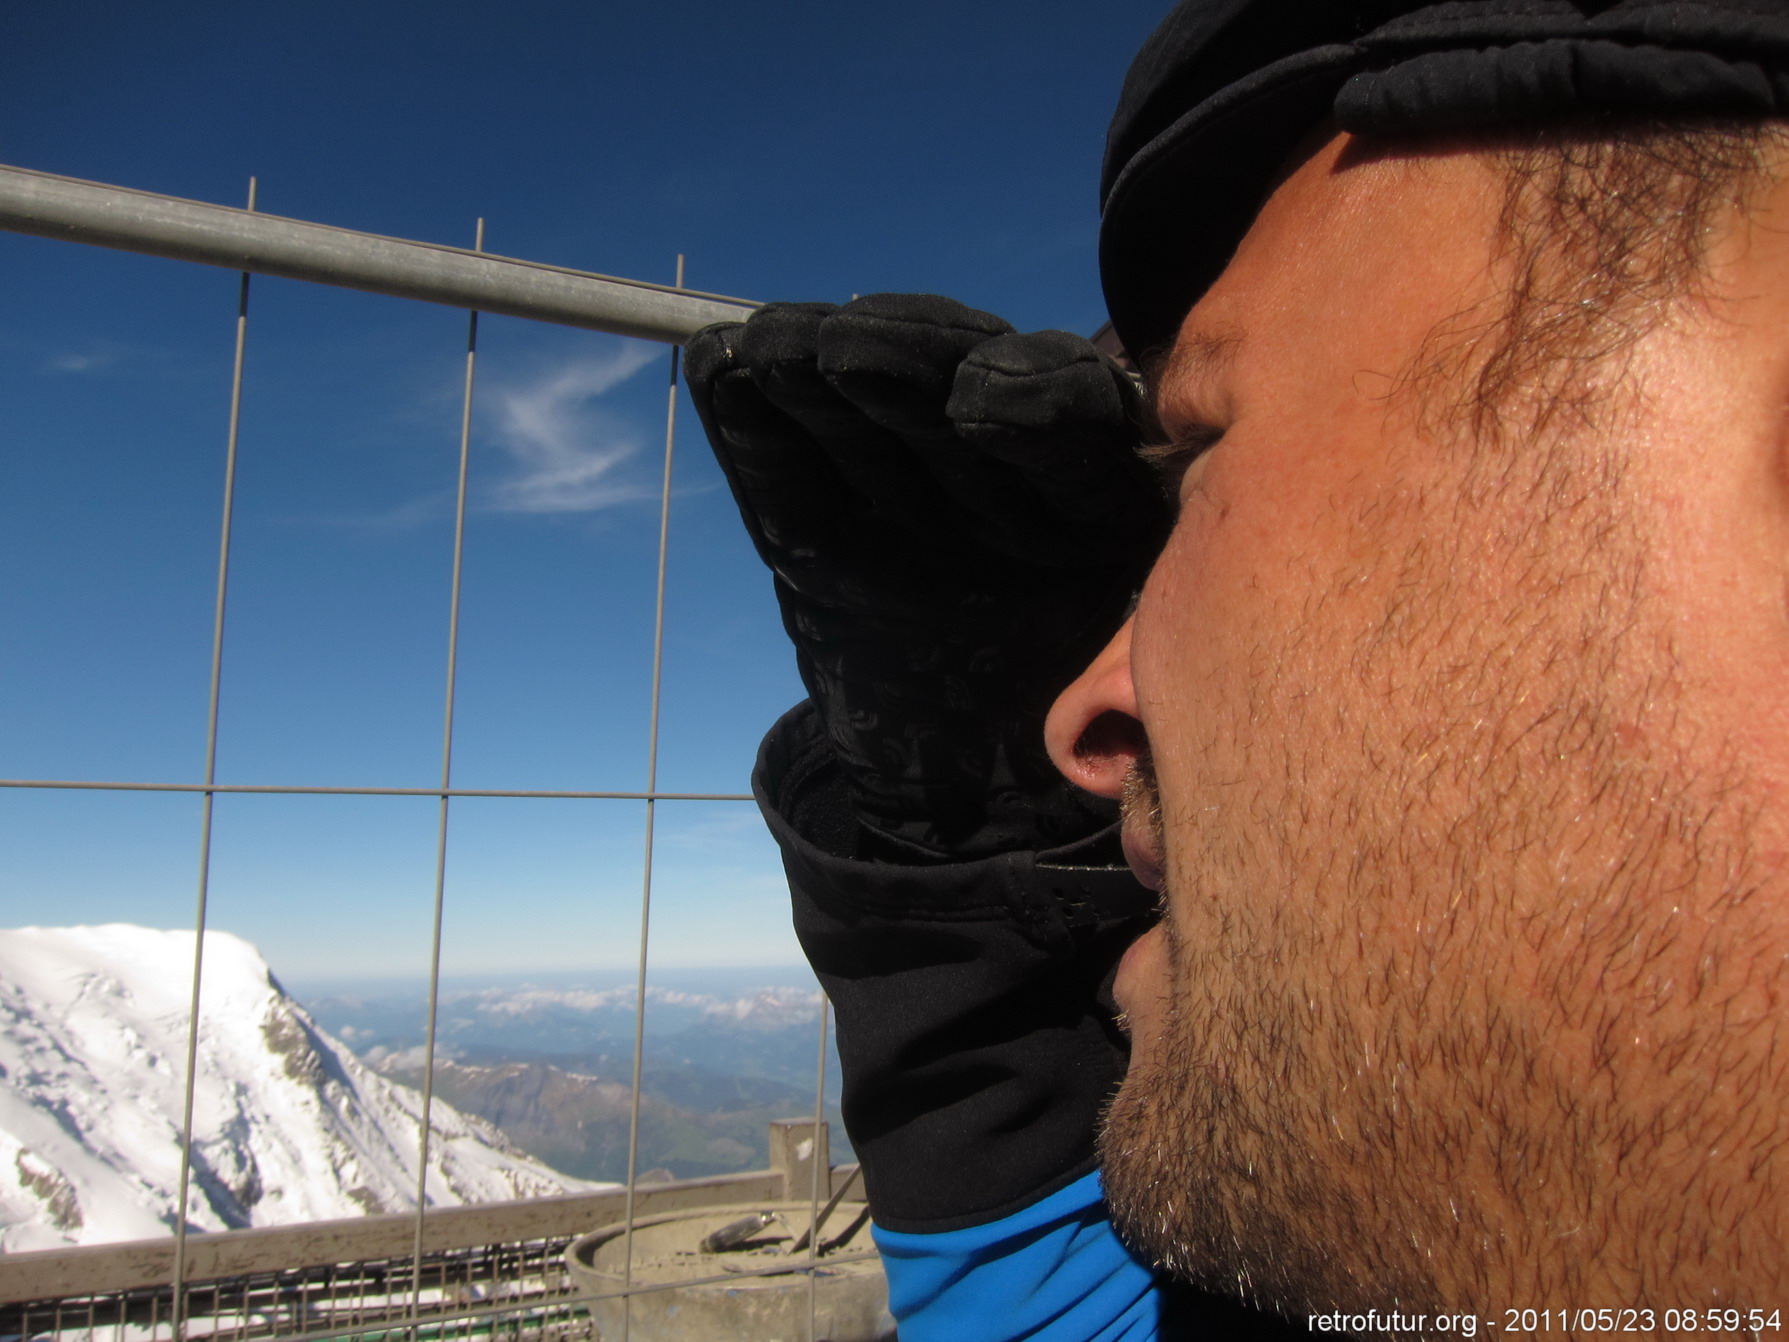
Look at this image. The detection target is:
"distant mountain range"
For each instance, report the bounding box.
[305,976,849,1182]
[0,926,600,1252]
[306,979,833,1083]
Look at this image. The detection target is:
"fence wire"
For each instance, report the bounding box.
[171,175,258,1342]
[409,214,486,1329]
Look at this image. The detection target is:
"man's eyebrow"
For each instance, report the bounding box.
[1149,329,1243,427]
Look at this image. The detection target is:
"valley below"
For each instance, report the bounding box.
[302,974,850,1185]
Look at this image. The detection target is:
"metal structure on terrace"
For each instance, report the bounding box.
[0,1121,861,1342]
[0,163,864,1342]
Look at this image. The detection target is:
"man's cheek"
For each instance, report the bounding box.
[1133,480,1254,678]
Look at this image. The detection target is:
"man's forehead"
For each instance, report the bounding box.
[1147,136,1507,419]
[1145,133,1358,413]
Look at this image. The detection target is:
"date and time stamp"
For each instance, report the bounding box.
[1306,1307,1785,1338]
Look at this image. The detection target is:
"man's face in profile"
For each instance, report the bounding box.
[1048,131,1789,1314]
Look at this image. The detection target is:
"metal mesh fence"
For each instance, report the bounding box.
[0,166,865,1342]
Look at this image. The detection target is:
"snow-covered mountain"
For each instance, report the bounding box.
[0,925,600,1253]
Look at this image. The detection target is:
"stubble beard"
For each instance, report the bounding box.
[1102,751,1332,1302]
[1095,437,1787,1323]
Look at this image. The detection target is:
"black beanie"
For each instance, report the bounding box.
[1100,0,1789,362]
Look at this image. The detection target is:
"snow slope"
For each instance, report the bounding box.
[0,925,600,1252]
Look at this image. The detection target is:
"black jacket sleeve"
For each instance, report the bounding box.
[755,700,1158,1235]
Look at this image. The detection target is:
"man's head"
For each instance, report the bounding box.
[1047,116,1789,1317]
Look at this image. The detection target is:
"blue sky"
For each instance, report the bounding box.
[0,1,1166,983]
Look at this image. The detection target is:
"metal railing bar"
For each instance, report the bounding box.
[0,780,752,800]
[411,217,485,1327]
[0,1169,805,1303]
[617,252,687,1342]
[172,175,258,1342]
[0,164,757,344]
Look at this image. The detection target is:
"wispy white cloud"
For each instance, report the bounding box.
[45,349,120,374]
[482,341,662,514]
[283,340,673,530]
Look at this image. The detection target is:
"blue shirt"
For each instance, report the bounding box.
[873,1171,1163,1340]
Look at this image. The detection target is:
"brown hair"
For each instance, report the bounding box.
[1458,119,1787,443]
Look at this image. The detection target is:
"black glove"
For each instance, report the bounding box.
[684,293,1169,860]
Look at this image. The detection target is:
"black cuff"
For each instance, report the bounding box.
[755,702,1157,1233]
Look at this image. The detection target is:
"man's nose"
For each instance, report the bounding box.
[1045,617,1146,800]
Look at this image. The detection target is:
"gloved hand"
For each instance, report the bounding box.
[684,293,1168,860]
